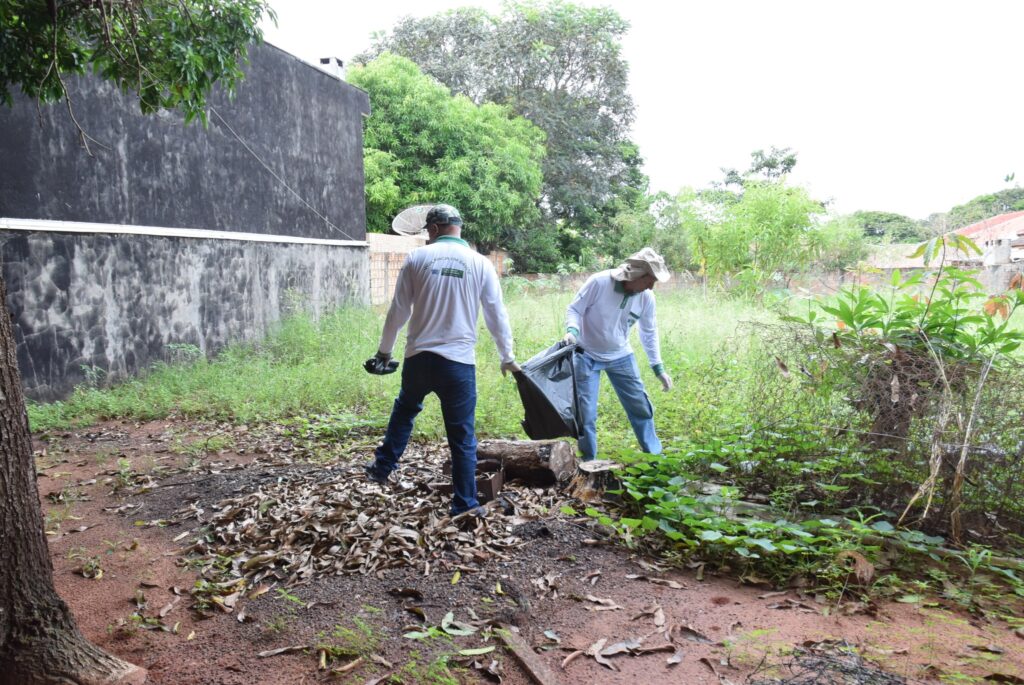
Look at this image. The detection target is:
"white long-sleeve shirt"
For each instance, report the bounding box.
[565,270,663,367]
[377,236,515,365]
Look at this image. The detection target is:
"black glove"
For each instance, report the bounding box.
[363,352,399,375]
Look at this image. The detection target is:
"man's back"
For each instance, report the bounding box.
[381,236,513,365]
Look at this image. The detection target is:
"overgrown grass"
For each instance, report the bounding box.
[28,288,772,451]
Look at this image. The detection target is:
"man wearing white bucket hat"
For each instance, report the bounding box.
[363,204,521,517]
[562,247,673,461]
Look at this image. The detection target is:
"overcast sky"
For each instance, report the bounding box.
[263,0,1023,220]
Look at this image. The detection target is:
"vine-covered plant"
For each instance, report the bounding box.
[781,233,1024,541]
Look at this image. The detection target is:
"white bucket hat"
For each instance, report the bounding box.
[611,247,671,283]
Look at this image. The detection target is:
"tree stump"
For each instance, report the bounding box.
[477,439,576,486]
[565,460,623,502]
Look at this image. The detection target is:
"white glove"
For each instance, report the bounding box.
[561,332,577,347]
[500,360,522,377]
[658,372,673,392]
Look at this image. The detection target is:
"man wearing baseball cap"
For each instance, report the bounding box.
[561,247,673,461]
[363,204,520,518]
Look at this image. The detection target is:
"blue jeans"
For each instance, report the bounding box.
[575,352,661,460]
[368,352,480,515]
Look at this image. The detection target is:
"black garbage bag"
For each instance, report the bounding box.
[512,342,583,440]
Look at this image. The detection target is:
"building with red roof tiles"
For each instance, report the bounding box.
[954,212,1024,264]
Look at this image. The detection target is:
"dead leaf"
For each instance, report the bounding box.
[667,648,684,666]
[586,639,617,671]
[836,550,875,584]
[675,625,713,644]
[158,597,180,618]
[561,650,585,669]
[969,644,1005,654]
[247,584,271,599]
[369,654,393,669]
[402,604,427,622]
[626,574,686,589]
[648,577,686,589]
[585,594,622,611]
[332,656,364,674]
[258,645,307,658]
[599,639,641,656]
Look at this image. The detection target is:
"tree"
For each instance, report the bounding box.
[718,146,798,192]
[943,187,1024,230]
[1,0,272,141]
[2,277,147,685]
[0,2,270,682]
[357,1,639,248]
[695,181,825,289]
[348,53,546,254]
[849,210,923,243]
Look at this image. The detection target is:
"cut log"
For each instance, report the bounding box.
[566,460,623,502]
[477,439,577,486]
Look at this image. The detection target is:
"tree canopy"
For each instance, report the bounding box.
[0,0,272,126]
[347,54,547,260]
[850,210,924,243]
[720,146,798,189]
[357,1,641,250]
[943,187,1024,230]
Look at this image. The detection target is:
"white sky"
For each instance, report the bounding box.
[263,0,1024,220]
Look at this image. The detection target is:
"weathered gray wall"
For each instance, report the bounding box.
[0,43,369,240]
[0,232,367,400]
[0,42,373,400]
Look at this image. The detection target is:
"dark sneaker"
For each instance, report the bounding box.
[363,463,388,485]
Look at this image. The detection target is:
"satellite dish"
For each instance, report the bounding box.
[391,204,433,236]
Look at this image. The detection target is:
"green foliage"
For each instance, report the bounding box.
[0,0,273,125]
[850,211,925,243]
[347,54,545,252]
[358,1,641,260]
[691,181,826,289]
[940,187,1024,231]
[611,190,699,272]
[316,616,380,662]
[362,149,404,234]
[720,146,798,189]
[801,235,1022,363]
[808,215,870,270]
[774,234,1024,542]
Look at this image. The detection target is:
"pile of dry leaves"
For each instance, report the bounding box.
[172,443,563,611]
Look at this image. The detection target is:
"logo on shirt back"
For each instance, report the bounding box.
[427,254,468,279]
[438,267,464,278]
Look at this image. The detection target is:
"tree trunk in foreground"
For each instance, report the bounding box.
[477,439,577,485]
[0,275,145,685]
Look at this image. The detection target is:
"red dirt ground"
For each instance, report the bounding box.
[35,419,1024,684]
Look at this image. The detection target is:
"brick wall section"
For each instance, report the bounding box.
[367,233,426,305]
[367,235,510,305]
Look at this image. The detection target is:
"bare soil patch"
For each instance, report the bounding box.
[35,419,1024,684]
